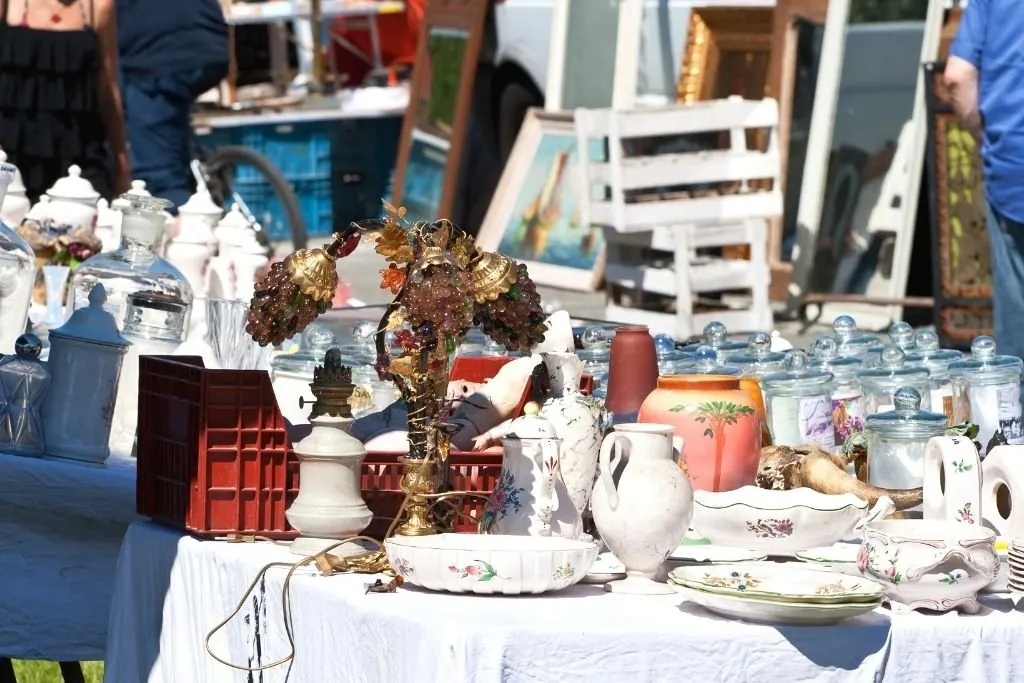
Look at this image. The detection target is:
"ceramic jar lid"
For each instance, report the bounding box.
[47,165,100,203]
[680,345,741,376]
[505,405,558,439]
[0,150,25,194]
[949,335,1023,385]
[215,204,252,246]
[832,315,882,358]
[904,330,963,378]
[681,321,748,358]
[179,189,224,216]
[730,332,786,375]
[809,335,861,384]
[856,345,929,390]
[50,285,129,348]
[865,387,947,439]
[24,195,50,222]
[761,349,835,395]
[271,324,338,376]
[126,180,152,197]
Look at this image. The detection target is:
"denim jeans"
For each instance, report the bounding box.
[121,64,226,210]
[985,202,1024,398]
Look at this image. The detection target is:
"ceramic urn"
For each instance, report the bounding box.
[45,165,101,231]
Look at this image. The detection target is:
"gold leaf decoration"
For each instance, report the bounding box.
[389,355,416,378]
[375,220,414,264]
[451,235,476,268]
[386,307,407,330]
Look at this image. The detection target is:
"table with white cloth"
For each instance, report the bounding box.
[106,521,1024,683]
[0,452,139,661]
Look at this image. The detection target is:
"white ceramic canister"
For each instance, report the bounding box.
[42,284,129,464]
[93,198,122,253]
[45,165,100,231]
[949,336,1024,457]
[0,150,30,227]
[167,189,222,297]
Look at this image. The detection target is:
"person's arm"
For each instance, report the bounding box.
[92,0,131,195]
[945,0,988,139]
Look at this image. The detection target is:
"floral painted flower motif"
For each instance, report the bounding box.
[939,570,965,584]
[814,580,861,596]
[746,518,794,538]
[951,459,973,474]
[551,562,575,584]
[857,545,869,573]
[701,571,762,591]
[394,328,419,352]
[956,502,975,524]
[832,399,865,443]
[862,543,903,584]
[379,262,407,294]
[482,469,526,531]
[392,557,414,576]
[449,560,502,582]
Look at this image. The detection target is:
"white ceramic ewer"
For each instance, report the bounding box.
[591,422,693,595]
[923,435,982,525]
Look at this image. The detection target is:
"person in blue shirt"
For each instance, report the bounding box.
[117,0,228,210]
[946,0,1024,377]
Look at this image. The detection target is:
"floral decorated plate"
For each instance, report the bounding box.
[794,544,863,575]
[668,563,885,605]
[669,545,767,564]
[385,533,599,595]
[674,585,882,626]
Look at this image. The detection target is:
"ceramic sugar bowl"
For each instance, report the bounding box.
[859,520,998,614]
[45,165,100,231]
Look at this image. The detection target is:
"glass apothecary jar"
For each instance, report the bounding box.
[762,349,836,450]
[731,332,786,381]
[810,335,863,447]
[68,192,193,333]
[681,321,749,361]
[864,321,916,368]
[0,334,51,456]
[904,329,963,425]
[949,335,1023,456]
[0,161,35,355]
[857,345,931,416]
[832,315,882,364]
[677,345,741,376]
[654,333,690,374]
[864,387,947,494]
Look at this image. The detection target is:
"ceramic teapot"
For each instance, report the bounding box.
[176,188,222,247]
[0,150,30,227]
[45,165,100,231]
[484,406,584,540]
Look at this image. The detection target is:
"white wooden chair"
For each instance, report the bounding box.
[574,97,783,338]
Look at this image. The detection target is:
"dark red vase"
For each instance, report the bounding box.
[605,325,659,417]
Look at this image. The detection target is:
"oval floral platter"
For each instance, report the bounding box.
[668,564,885,605]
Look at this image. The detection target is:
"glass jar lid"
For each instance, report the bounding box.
[123,291,189,343]
[271,324,339,376]
[888,321,915,351]
[857,345,929,387]
[904,329,963,376]
[580,325,613,350]
[865,386,947,438]
[119,190,173,215]
[126,179,153,198]
[47,164,100,202]
[949,335,1023,383]
[761,349,834,393]
[832,315,882,358]
[681,321,749,358]
[729,331,786,372]
[679,345,741,376]
[50,284,129,348]
[809,335,861,384]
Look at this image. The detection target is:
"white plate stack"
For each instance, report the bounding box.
[1007,540,1024,592]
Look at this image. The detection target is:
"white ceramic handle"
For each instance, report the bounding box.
[854,495,895,531]
[904,545,1000,583]
[599,433,628,509]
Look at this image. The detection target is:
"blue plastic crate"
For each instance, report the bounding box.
[237,122,332,181]
[193,126,238,150]
[233,176,332,241]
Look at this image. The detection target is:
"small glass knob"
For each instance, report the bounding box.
[971,335,996,361]
[812,335,839,362]
[783,349,810,375]
[581,326,609,349]
[302,323,336,351]
[654,334,676,356]
[703,321,727,347]
[893,386,922,414]
[694,345,719,372]
[747,331,772,359]
[889,321,914,349]
[914,329,940,352]
[15,333,42,359]
[878,344,906,370]
[833,315,857,341]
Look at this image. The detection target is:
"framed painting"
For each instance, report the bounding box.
[476,110,606,292]
[390,0,489,223]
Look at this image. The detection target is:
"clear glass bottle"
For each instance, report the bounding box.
[865,386,947,495]
[0,161,35,355]
[731,331,787,381]
[857,345,931,415]
[810,335,864,447]
[904,329,963,425]
[0,333,51,456]
[681,321,749,361]
[949,335,1023,456]
[68,192,193,334]
[762,349,836,450]
[832,315,883,364]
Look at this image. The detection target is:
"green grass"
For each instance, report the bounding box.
[11,661,104,683]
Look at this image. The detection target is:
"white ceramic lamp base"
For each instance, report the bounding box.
[289,536,368,559]
[603,570,675,595]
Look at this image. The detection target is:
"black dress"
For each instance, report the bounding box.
[0,0,113,203]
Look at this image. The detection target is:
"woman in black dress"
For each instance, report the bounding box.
[0,0,130,203]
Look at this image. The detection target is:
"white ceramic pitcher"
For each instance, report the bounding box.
[591,422,693,595]
[484,408,583,540]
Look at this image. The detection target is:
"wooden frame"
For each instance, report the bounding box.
[390,0,488,221]
[476,109,605,292]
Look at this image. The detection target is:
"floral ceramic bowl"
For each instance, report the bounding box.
[859,519,999,613]
[384,533,599,594]
[691,486,893,554]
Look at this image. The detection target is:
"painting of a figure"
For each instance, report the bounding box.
[486,118,605,290]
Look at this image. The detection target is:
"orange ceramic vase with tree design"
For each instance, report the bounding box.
[638,375,762,492]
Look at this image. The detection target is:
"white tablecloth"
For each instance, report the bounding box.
[106,521,1024,683]
[0,452,139,660]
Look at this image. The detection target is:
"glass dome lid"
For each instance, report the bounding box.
[865,387,947,438]
[832,315,882,357]
[809,335,861,383]
[857,345,929,384]
[949,335,1023,383]
[678,344,741,376]
[904,329,963,371]
[728,331,786,369]
[761,349,834,392]
[681,321,748,357]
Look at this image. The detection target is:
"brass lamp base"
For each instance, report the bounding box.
[394,457,439,536]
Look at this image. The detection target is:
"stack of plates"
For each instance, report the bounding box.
[668,563,884,625]
[1006,540,1024,592]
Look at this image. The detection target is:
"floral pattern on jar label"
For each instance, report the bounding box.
[769,394,835,450]
[831,394,864,447]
